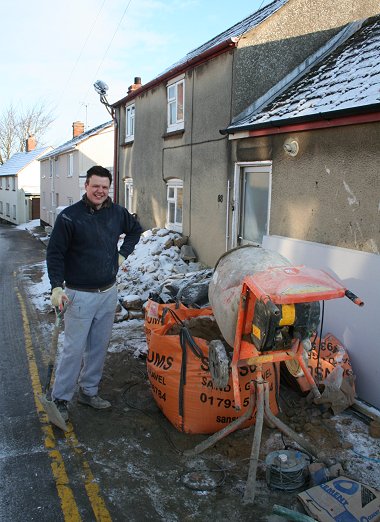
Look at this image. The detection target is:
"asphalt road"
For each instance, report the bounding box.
[0,223,302,522]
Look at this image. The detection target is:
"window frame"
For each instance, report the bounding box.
[68,153,74,177]
[166,178,183,233]
[166,75,185,133]
[125,103,135,143]
[124,178,134,212]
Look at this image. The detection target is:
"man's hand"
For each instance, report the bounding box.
[118,254,126,267]
[51,287,69,311]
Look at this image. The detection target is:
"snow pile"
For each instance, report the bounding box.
[116,227,206,304]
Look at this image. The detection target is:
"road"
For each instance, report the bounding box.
[0,223,310,522]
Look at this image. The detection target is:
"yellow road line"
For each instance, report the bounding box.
[16,289,112,522]
[66,431,112,522]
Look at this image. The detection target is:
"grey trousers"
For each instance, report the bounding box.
[52,285,118,401]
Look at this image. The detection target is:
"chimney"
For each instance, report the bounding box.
[127,76,142,95]
[26,135,37,152]
[72,121,85,138]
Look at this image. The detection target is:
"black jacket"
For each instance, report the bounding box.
[46,197,142,290]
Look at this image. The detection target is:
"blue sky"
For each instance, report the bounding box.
[1,0,270,147]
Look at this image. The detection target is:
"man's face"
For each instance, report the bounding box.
[85,175,110,208]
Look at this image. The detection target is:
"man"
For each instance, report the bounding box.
[46,165,142,422]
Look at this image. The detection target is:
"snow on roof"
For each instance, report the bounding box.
[39,120,113,161]
[158,0,288,76]
[228,15,380,132]
[0,146,52,177]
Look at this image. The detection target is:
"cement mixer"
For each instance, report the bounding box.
[192,245,364,503]
[209,245,290,348]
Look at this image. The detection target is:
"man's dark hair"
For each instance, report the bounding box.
[86,165,112,184]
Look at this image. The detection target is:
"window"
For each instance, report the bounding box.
[12,205,16,219]
[125,104,135,142]
[124,179,133,211]
[49,159,55,178]
[68,153,73,177]
[12,177,16,191]
[0,178,2,189]
[0,201,3,213]
[232,163,271,248]
[166,179,183,232]
[6,177,10,190]
[167,76,184,132]
[6,202,10,216]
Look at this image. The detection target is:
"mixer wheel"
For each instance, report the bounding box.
[208,340,230,388]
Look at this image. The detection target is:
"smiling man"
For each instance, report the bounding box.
[46,165,142,425]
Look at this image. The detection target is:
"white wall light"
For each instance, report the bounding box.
[283,138,299,157]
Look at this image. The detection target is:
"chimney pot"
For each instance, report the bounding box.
[72,121,85,138]
[127,77,142,94]
[26,135,37,152]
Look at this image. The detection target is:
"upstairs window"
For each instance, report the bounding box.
[68,153,73,177]
[124,178,134,212]
[0,177,2,189]
[49,159,55,178]
[167,76,184,132]
[6,177,10,190]
[125,104,135,142]
[12,177,16,191]
[166,179,183,233]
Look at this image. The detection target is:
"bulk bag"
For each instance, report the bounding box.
[147,317,279,434]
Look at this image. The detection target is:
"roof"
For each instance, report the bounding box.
[113,0,288,107]
[39,120,113,161]
[0,146,52,177]
[159,0,288,75]
[227,15,380,133]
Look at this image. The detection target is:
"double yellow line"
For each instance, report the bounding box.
[17,290,112,522]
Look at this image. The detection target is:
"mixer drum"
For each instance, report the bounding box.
[208,245,290,347]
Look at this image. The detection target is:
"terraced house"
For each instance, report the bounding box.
[111,0,379,267]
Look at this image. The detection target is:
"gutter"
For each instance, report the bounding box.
[224,104,380,138]
[112,37,239,108]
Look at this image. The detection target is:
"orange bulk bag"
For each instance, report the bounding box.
[147,320,279,434]
[144,299,213,346]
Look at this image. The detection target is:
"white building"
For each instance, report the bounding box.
[39,120,114,227]
[0,136,52,225]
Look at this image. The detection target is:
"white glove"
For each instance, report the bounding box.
[51,287,69,311]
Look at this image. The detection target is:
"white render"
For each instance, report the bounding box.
[0,147,52,225]
[39,122,114,227]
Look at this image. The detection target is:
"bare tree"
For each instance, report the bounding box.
[0,102,55,164]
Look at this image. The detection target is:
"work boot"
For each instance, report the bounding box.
[54,399,69,421]
[78,389,111,409]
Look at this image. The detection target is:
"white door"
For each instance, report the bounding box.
[232,162,271,247]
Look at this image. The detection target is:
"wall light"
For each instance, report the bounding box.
[283,138,299,157]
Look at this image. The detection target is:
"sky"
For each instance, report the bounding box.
[1,0,271,148]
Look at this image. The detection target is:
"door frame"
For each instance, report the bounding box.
[231,161,272,248]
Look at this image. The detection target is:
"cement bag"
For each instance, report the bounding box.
[209,245,290,347]
[144,299,213,347]
[147,318,279,434]
[290,333,356,414]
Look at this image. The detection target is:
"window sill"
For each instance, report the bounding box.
[163,129,185,139]
[122,139,134,147]
[165,223,183,233]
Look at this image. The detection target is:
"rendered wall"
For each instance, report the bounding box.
[233,0,380,116]
[235,124,380,255]
[117,53,234,266]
